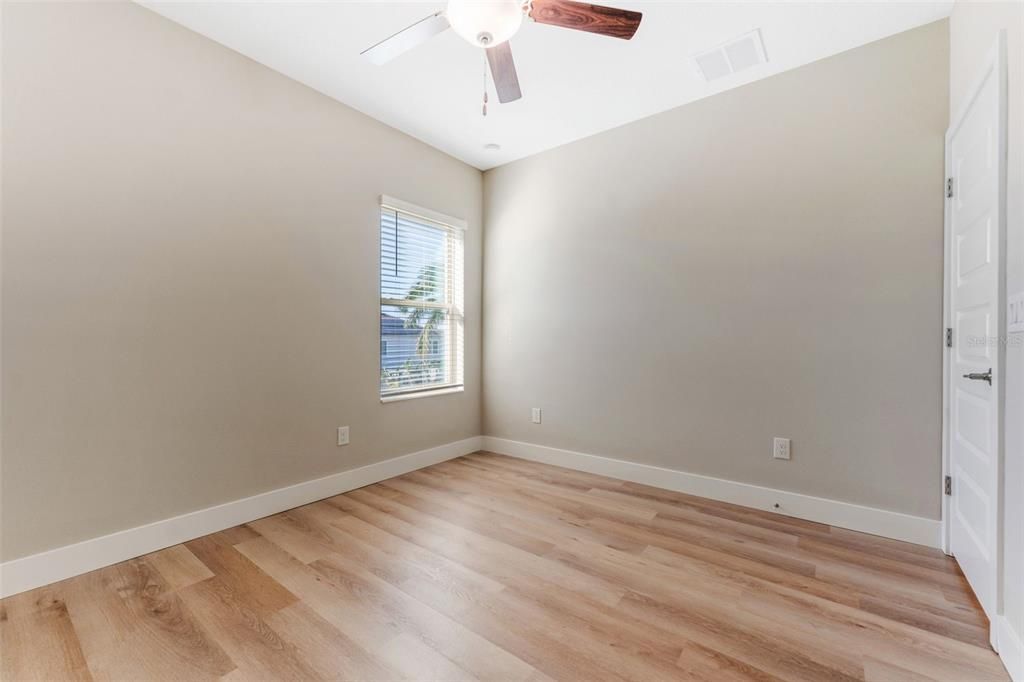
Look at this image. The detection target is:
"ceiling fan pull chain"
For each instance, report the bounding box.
[482,54,489,117]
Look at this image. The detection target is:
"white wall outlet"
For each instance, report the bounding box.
[773,437,791,460]
[1009,291,1024,334]
[337,426,350,446]
[531,408,542,424]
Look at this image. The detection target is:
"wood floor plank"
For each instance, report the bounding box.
[459,452,627,490]
[642,539,983,633]
[406,468,649,552]
[235,535,482,680]
[412,464,653,552]
[246,511,340,564]
[376,478,559,555]
[0,587,92,681]
[184,535,298,616]
[176,576,319,681]
[338,487,628,607]
[61,560,234,681]
[264,601,397,681]
[592,486,804,547]
[857,595,991,647]
[144,544,214,591]
[393,477,646,559]
[548,536,868,680]
[439,458,659,524]
[0,452,1008,681]
[618,589,864,682]
[614,477,836,537]
[676,641,784,681]
[595,512,962,612]
[590,514,819,578]
[397,560,693,682]
[301,502,507,601]
[863,656,941,682]
[310,553,537,681]
[637,544,993,673]
[795,534,970,586]
[399,574,627,681]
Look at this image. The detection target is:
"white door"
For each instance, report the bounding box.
[945,33,1006,629]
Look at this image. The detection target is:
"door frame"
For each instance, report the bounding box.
[941,29,1008,637]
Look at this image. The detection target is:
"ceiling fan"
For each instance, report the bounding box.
[361,0,643,105]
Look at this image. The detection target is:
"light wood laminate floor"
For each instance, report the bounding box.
[0,452,1009,681]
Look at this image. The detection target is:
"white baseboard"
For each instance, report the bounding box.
[997,616,1024,682]
[0,436,482,598]
[0,434,948,598]
[482,436,941,548]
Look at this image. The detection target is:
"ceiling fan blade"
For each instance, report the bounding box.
[361,11,450,65]
[486,42,522,104]
[528,0,642,40]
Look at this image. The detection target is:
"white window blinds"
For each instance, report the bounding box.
[379,200,464,398]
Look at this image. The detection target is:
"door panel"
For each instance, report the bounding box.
[956,215,992,281]
[955,307,993,364]
[953,462,991,559]
[955,388,991,459]
[947,46,1003,626]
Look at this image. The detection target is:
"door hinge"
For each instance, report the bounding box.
[945,475,952,496]
[947,177,954,198]
[946,327,953,348]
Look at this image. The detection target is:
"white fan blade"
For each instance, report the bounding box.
[361,11,450,65]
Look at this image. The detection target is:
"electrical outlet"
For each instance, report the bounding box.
[773,437,791,460]
[531,408,542,424]
[337,426,350,446]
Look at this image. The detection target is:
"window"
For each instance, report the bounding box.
[379,197,464,399]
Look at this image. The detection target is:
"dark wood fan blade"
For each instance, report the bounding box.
[529,0,642,39]
[486,42,522,104]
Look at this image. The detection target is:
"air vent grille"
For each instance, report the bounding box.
[693,29,768,82]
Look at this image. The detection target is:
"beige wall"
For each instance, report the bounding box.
[483,20,949,519]
[0,1,482,561]
[949,0,1024,656]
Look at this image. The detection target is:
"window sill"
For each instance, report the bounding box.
[380,385,465,403]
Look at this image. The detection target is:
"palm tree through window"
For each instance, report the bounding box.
[379,201,464,398]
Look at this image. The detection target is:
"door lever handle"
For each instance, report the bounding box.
[962,368,993,385]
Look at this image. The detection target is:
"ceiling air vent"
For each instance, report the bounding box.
[693,29,768,82]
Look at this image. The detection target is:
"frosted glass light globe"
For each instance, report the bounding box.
[446,0,524,47]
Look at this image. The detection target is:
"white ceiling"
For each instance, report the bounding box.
[140,1,953,170]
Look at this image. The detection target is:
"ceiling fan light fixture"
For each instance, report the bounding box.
[446,0,524,47]
[363,0,642,111]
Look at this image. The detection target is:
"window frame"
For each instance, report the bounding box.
[378,195,466,402]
